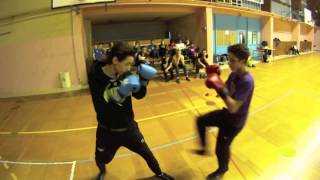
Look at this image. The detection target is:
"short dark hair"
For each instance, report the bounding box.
[227,44,250,63]
[105,42,135,65]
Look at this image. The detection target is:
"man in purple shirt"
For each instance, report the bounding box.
[193,44,254,180]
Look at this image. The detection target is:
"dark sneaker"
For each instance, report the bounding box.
[191,149,209,156]
[206,169,228,180]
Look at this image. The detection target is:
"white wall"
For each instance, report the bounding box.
[273,31,293,41]
[0,11,88,98]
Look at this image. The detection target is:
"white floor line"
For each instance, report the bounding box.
[0,90,293,165]
[69,161,76,180]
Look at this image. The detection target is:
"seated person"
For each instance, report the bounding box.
[159,40,167,62]
[166,49,190,84]
[185,39,191,49]
[168,40,176,56]
[247,56,256,68]
[260,41,271,63]
[161,53,174,82]
[105,42,114,56]
[217,54,228,65]
[195,50,209,78]
[176,39,188,58]
[290,45,300,55]
[148,40,159,65]
[176,39,186,50]
[133,41,141,56]
[93,43,104,61]
[187,43,199,66]
[136,46,151,64]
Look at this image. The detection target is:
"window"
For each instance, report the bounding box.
[252,31,257,44]
[216,30,239,46]
[231,31,238,44]
[248,31,253,45]
[224,31,231,45]
[217,30,224,46]
[247,31,260,45]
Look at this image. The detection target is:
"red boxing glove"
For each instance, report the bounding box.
[205,74,224,90]
[205,64,221,76]
[205,74,228,98]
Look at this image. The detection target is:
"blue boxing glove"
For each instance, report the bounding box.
[119,75,141,96]
[111,75,141,104]
[137,64,157,86]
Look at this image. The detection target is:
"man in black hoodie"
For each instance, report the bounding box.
[88,42,174,180]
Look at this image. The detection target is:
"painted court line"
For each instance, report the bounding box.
[1,60,315,136]
[0,161,73,165]
[3,162,9,169]
[0,132,12,135]
[14,105,207,135]
[249,90,294,115]
[10,173,18,180]
[0,91,293,165]
[69,161,76,180]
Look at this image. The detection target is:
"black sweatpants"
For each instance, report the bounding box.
[172,64,188,79]
[196,109,242,172]
[95,122,162,175]
[161,63,174,80]
[195,64,205,74]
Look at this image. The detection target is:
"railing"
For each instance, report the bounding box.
[115,0,262,10]
[277,10,292,18]
[211,0,262,10]
[291,10,304,22]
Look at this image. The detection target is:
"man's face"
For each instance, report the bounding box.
[228,52,244,72]
[113,56,134,75]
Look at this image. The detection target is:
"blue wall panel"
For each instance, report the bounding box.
[214,14,261,58]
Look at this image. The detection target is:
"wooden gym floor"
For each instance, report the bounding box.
[0,53,320,180]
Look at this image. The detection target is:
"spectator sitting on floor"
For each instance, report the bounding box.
[247,56,256,68]
[290,45,300,55]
